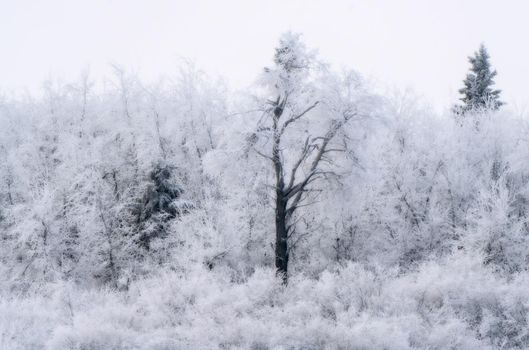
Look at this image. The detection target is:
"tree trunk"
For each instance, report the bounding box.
[275,188,289,284]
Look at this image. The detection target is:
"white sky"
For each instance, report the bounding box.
[2,0,529,112]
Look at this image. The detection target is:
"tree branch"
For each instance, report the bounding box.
[280,101,319,136]
[287,136,312,190]
[286,110,357,216]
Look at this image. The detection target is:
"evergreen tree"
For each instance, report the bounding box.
[454,44,503,114]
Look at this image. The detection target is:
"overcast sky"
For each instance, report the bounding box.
[2,0,529,112]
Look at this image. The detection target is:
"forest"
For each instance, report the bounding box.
[2,33,529,349]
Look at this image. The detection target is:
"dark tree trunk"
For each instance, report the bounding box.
[266,95,341,285]
[275,188,289,284]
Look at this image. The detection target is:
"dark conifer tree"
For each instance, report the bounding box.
[454,44,504,114]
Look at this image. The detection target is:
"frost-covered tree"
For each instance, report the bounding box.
[253,33,370,283]
[454,44,503,114]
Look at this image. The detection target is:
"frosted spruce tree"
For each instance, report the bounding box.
[453,44,503,114]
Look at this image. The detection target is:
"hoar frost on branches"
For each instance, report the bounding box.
[252,32,378,283]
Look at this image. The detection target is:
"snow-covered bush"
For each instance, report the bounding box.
[2,254,529,349]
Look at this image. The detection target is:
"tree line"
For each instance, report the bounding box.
[0,34,516,291]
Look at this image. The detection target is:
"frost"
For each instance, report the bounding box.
[0,34,527,349]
